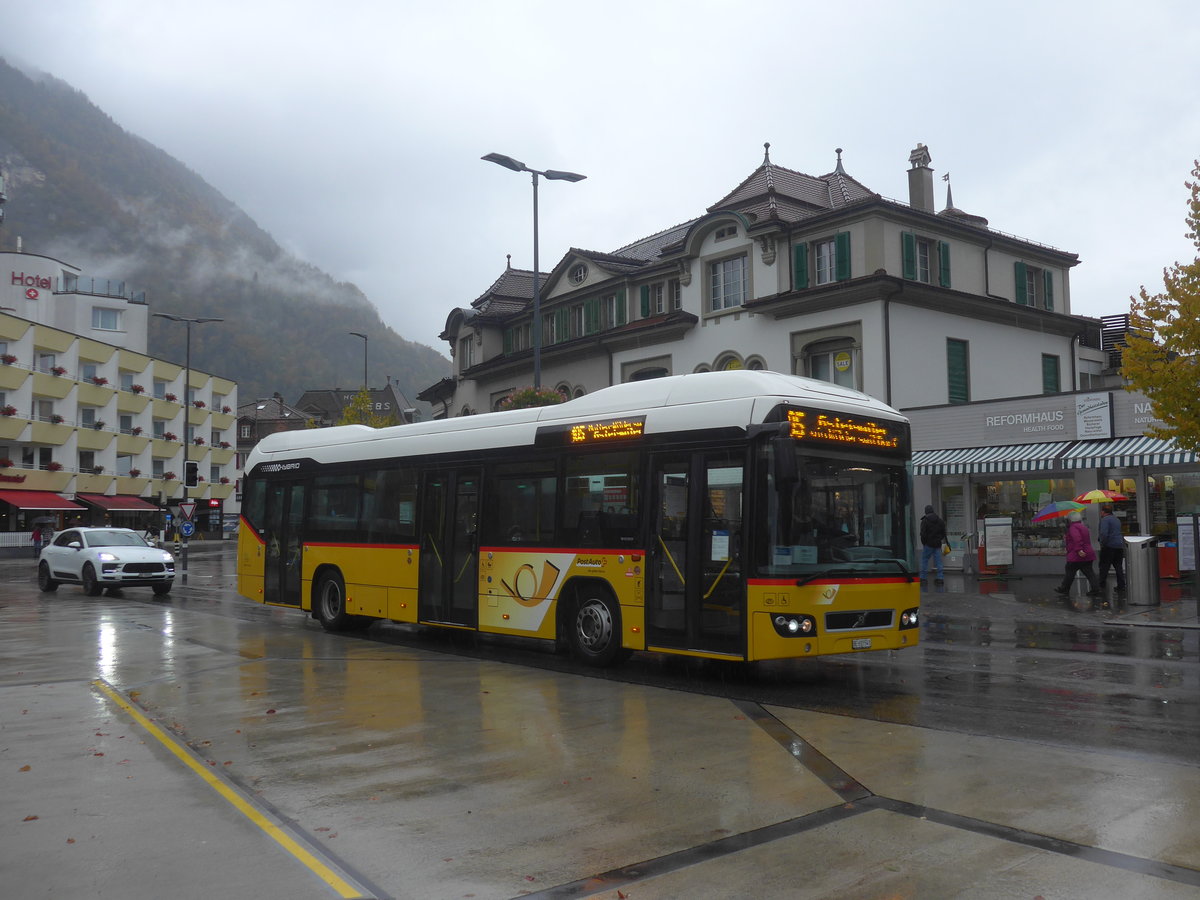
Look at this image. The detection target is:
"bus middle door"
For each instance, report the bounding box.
[263,480,307,607]
[647,450,745,657]
[418,468,480,627]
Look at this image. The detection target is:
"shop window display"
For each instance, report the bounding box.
[974,478,1078,556]
[1147,472,1200,542]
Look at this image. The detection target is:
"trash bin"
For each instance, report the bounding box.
[1124,535,1159,607]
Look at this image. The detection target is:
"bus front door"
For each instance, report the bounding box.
[263,481,306,607]
[647,451,745,657]
[418,468,480,628]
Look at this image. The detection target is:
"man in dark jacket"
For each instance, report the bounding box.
[919,504,947,581]
[1097,503,1126,594]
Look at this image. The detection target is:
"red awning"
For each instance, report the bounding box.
[0,490,88,511]
[76,493,159,511]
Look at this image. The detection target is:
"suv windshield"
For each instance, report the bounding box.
[84,530,148,548]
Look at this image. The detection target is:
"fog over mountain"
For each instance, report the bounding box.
[0,57,450,407]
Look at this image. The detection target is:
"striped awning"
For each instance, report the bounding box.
[911,441,1074,476]
[1059,435,1197,469]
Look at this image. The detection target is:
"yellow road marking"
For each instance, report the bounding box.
[93,679,368,899]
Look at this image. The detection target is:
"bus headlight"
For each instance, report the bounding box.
[772,614,815,637]
[899,608,920,629]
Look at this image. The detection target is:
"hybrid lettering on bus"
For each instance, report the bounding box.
[237,370,919,666]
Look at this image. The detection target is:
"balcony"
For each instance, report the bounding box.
[30,420,73,445]
[152,397,180,420]
[151,438,179,459]
[0,362,28,390]
[117,433,150,455]
[118,391,150,415]
[210,446,236,466]
[115,475,150,496]
[0,414,27,441]
[77,382,116,406]
[31,371,73,400]
[75,472,115,494]
[1,467,73,492]
[77,426,115,452]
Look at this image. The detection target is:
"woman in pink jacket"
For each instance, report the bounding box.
[1054,510,1101,601]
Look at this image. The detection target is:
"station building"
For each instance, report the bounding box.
[420,143,1196,576]
[0,249,237,543]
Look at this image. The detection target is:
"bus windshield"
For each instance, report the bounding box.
[760,441,912,578]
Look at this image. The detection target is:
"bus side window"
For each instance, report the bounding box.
[486,463,557,545]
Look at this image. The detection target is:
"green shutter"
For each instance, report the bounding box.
[901,232,916,280]
[555,307,568,342]
[1043,269,1054,310]
[584,298,598,335]
[793,242,809,289]
[616,290,627,326]
[1042,354,1060,394]
[938,241,951,288]
[503,327,513,355]
[947,339,969,404]
[835,231,851,281]
[640,285,650,317]
[1014,261,1028,305]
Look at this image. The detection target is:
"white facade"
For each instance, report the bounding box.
[0,251,237,536]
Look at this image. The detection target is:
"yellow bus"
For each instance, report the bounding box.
[237,370,919,666]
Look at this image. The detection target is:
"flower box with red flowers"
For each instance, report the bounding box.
[1,353,16,365]
[165,393,178,402]
[193,437,206,446]
[49,413,65,424]
[163,471,178,481]
[128,469,141,478]
[221,405,232,414]
[192,400,206,409]
[46,461,63,472]
[90,376,109,386]
[131,426,143,435]
[218,440,231,449]
[0,457,14,468]
[50,366,67,377]
[163,432,178,442]
[219,476,230,484]
[130,384,145,394]
[1,404,17,417]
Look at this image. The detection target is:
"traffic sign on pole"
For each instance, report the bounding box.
[179,501,196,522]
[180,521,195,538]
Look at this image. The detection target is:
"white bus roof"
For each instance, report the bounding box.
[247,370,905,469]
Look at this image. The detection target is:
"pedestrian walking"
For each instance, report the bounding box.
[1054,510,1101,604]
[31,526,44,556]
[919,504,947,581]
[1097,503,1127,594]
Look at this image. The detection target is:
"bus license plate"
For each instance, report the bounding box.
[852,638,872,650]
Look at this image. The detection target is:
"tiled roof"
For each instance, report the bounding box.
[609,220,697,261]
[470,265,538,309]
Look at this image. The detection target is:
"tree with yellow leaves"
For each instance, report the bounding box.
[336,387,401,428]
[1122,160,1200,451]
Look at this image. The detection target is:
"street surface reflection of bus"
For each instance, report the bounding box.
[237,371,920,667]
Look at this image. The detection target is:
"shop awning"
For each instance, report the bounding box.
[0,489,88,511]
[911,441,1074,476]
[76,493,159,511]
[1059,435,1197,469]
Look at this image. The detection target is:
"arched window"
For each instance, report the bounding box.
[745,356,766,371]
[715,353,743,371]
[572,387,587,399]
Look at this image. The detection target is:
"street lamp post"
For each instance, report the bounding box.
[153,313,223,585]
[349,331,368,389]
[482,153,585,389]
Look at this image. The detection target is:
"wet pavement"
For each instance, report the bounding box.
[2,546,1199,899]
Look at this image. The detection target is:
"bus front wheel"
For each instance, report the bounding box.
[315,571,359,632]
[569,591,624,667]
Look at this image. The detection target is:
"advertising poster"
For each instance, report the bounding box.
[1178,516,1197,572]
[984,517,1014,567]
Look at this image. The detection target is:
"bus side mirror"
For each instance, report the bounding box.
[771,436,798,485]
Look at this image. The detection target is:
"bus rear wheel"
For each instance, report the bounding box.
[568,591,624,667]
[315,570,364,632]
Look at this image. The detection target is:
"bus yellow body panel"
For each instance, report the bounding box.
[478,548,644,643]
[303,544,418,619]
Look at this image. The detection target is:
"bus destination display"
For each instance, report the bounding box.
[570,417,645,445]
[787,409,904,452]
[537,416,646,447]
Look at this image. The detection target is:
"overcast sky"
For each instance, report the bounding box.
[2,1,1198,358]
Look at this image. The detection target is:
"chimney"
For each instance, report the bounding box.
[907,143,935,213]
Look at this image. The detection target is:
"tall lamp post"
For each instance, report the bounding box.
[349,331,368,389]
[153,313,223,585]
[482,153,585,389]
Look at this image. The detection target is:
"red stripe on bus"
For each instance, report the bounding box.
[303,542,419,550]
[749,577,908,586]
[478,546,637,556]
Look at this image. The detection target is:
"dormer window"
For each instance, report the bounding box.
[569,264,588,285]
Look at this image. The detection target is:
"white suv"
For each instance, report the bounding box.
[38,527,176,596]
